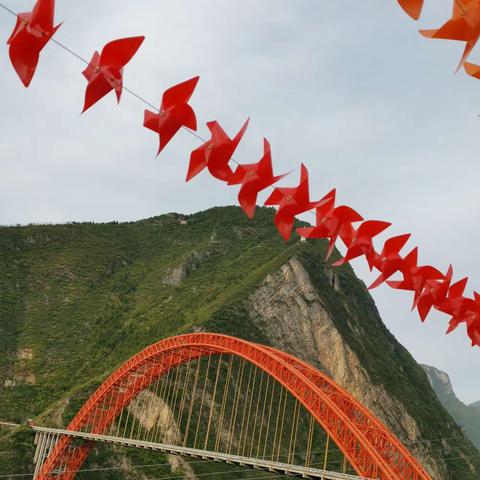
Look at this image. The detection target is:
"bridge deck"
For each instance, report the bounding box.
[32,426,376,480]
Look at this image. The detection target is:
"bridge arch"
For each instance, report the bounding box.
[37,333,431,480]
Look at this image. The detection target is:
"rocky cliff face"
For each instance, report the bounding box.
[246,257,474,479]
[422,364,480,452]
[0,206,479,480]
[421,365,457,404]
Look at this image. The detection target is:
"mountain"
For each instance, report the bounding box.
[0,206,479,479]
[471,400,480,412]
[422,364,480,452]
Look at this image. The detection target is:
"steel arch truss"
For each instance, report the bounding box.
[37,333,431,480]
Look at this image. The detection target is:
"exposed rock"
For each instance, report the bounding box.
[128,390,178,438]
[247,256,449,479]
[422,364,480,452]
[167,455,197,480]
[116,455,150,480]
[166,213,188,225]
[16,348,33,360]
[127,383,244,480]
[49,398,70,428]
[14,371,36,385]
[36,397,70,428]
[128,390,196,479]
[422,365,457,403]
[163,250,211,286]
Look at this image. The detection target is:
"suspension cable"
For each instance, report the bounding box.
[174,350,193,445]
[262,377,275,460]
[249,367,264,458]
[183,355,202,446]
[227,357,245,454]
[204,353,222,450]
[215,355,234,451]
[193,351,211,449]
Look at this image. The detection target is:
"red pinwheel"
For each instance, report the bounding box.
[465,294,480,346]
[397,0,424,20]
[264,164,320,241]
[387,247,446,305]
[436,277,470,333]
[333,220,392,269]
[296,189,363,259]
[437,285,480,346]
[144,76,200,155]
[420,0,480,70]
[467,319,480,346]
[463,60,480,80]
[227,139,286,219]
[82,36,145,113]
[414,265,453,321]
[368,234,412,289]
[186,119,249,182]
[7,0,61,87]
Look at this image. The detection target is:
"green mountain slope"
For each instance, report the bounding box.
[0,206,479,479]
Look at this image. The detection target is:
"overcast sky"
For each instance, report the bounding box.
[0,0,479,403]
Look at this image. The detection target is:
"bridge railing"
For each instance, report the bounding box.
[32,426,377,480]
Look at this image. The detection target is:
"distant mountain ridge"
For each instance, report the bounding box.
[470,400,480,410]
[422,364,480,451]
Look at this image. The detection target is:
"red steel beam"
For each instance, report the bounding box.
[37,333,431,480]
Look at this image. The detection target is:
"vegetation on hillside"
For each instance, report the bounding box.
[0,206,479,479]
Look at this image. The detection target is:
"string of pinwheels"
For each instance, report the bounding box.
[1,0,479,348]
[398,0,480,78]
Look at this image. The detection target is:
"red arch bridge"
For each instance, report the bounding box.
[31,333,432,480]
